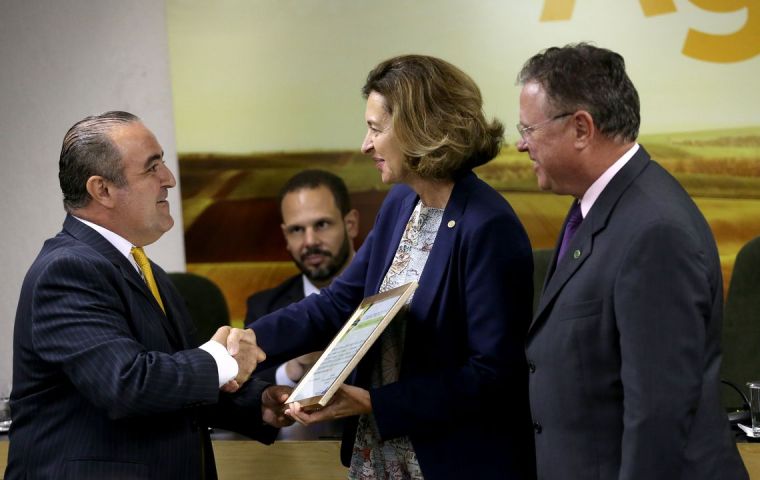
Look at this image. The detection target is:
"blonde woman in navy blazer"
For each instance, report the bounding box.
[251,55,536,479]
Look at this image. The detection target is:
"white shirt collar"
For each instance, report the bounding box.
[302,275,321,297]
[73,216,141,274]
[579,143,639,218]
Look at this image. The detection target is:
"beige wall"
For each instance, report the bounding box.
[0,0,185,390]
[1,0,758,396]
[167,0,760,155]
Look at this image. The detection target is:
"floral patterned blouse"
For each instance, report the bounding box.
[349,200,443,480]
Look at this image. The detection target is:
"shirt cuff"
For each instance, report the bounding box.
[199,340,239,388]
[275,363,299,387]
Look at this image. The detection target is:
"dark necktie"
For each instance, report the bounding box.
[557,201,583,263]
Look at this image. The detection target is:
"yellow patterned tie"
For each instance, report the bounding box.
[131,247,166,313]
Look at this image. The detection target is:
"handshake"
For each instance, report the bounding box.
[211,326,267,393]
[211,326,294,428]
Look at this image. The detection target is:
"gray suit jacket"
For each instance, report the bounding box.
[526,146,747,479]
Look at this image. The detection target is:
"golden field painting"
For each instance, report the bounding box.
[179,127,760,326]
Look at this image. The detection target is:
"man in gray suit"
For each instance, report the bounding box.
[518,44,748,479]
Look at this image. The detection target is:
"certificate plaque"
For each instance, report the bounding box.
[285,281,418,409]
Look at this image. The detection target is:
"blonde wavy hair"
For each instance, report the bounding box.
[362,54,504,180]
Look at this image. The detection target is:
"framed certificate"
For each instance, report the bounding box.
[285,281,418,410]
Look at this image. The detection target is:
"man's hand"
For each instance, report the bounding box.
[284,351,322,383]
[261,385,295,428]
[285,385,371,426]
[212,326,266,392]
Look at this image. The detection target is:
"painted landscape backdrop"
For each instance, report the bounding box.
[179,127,760,325]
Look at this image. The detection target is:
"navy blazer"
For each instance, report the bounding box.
[252,172,536,479]
[6,215,274,479]
[526,147,748,479]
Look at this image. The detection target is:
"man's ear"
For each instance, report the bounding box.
[344,209,360,240]
[572,110,595,148]
[85,176,115,208]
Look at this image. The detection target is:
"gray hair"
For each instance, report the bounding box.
[517,43,640,143]
[59,111,139,212]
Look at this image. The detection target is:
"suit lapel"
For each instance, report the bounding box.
[373,190,419,294]
[408,173,472,322]
[285,276,306,304]
[153,265,193,349]
[271,275,306,317]
[530,147,652,334]
[532,217,595,328]
[63,215,185,349]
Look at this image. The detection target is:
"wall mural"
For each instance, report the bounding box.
[542,0,759,63]
[168,0,760,326]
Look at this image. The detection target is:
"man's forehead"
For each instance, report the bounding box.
[107,120,146,140]
[114,120,161,139]
[281,186,341,220]
[520,81,553,118]
[284,186,338,207]
[520,82,548,104]
[107,122,162,161]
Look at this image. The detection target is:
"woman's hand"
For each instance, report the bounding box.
[285,385,372,425]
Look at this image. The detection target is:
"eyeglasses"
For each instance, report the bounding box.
[516,112,573,139]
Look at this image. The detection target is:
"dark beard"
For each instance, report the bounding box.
[295,230,351,283]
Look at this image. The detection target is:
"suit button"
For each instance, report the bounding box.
[533,422,542,434]
[528,362,536,373]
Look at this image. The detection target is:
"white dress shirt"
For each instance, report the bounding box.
[579,143,640,218]
[274,275,320,387]
[73,216,238,388]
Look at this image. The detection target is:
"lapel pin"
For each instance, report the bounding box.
[447,220,456,228]
[573,249,581,259]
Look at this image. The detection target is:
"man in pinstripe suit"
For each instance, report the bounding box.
[5,111,292,479]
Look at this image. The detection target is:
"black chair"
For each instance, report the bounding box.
[168,272,230,341]
[720,236,760,412]
[532,248,554,315]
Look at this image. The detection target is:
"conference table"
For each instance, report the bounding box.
[1,435,759,479]
[0,435,347,479]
